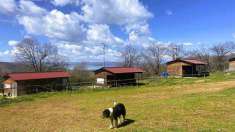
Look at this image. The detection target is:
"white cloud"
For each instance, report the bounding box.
[128,30,155,48]
[127,23,154,48]
[18,16,44,35]
[2,0,155,62]
[0,49,14,62]
[81,0,152,25]
[165,10,173,16]
[19,0,47,16]
[86,24,124,44]
[232,33,235,39]
[18,9,86,41]
[81,0,153,46]
[183,42,193,46]
[57,42,83,57]
[0,0,16,14]
[0,50,10,56]
[52,0,80,6]
[56,41,121,62]
[43,10,86,41]
[8,40,18,46]
[17,0,151,44]
[126,23,150,34]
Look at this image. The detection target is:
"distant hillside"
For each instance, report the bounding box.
[0,62,28,75]
[0,61,122,76]
[68,61,122,70]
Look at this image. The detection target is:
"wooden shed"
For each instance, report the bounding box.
[94,67,144,87]
[228,58,235,72]
[166,59,209,77]
[1,71,71,97]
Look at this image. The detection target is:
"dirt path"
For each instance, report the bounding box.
[183,80,235,94]
[130,80,235,100]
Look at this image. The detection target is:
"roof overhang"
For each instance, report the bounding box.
[167,59,207,65]
[94,67,144,74]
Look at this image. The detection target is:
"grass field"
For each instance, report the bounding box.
[0,73,235,131]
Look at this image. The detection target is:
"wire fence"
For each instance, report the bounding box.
[70,78,144,90]
[69,73,211,90]
[0,73,211,97]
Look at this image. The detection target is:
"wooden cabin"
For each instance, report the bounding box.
[228,58,235,72]
[94,67,144,87]
[1,71,71,97]
[166,59,209,77]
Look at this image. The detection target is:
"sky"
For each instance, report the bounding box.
[0,0,234,62]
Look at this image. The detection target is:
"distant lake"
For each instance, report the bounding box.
[68,62,121,70]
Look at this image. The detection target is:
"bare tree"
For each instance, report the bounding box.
[210,41,235,71]
[167,43,185,60]
[15,38,67,72]
[71,62,95,83]
[122,45,141,67]
[188,45,211,71]
[142,43,167,74]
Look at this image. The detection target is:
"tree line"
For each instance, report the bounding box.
[121,41,235,75]
[8,38,235,83]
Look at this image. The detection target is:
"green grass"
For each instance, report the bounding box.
[0,72,235,131]
[144,72,235,87]
[0,72,235,107]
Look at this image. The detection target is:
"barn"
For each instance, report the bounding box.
[94,67,144,87]
[228,58,235,71]
[166,59,209,77]
[1,71,71,97]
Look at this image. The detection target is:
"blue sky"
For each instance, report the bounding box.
[0,0,234,62]
[145,0,235,43]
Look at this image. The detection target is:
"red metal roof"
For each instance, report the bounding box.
[5,71,71,81]
[167,59,207,65]
[96,67,144,74]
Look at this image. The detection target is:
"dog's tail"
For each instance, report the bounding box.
[122,104,126,116]
[113,101,117,106]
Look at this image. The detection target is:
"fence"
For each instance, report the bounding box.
[0,74,211,97]
[70,78,145,90]
[69,73,213,90]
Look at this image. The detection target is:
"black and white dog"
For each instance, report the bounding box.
[102,102,126,129]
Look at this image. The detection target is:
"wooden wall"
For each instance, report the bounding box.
[229,61,235,71]
[167,62,190,76]
[95,71,112,85]
[17,78,69,96]
[95,71,141,86]
[95,71,112,79]
[2,79,17,97]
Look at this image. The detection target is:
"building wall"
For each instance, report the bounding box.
[17,81,27,96]
[2,78,69,96]
[229,61,235,71]
[95,71,112,78]
[3,79,17,97]
[108,73,137,86]
[95,71,112,85]
[95,71,142,86]
[167,62,190,76]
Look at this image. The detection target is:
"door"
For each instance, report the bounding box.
[182,66,193,77]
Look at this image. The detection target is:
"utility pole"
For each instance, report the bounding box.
[103,43,106,67]
[172,46,177,60]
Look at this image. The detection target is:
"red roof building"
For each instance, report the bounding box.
[2,71,71,97]
[5,71,71,81]
[94,67,144,87]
